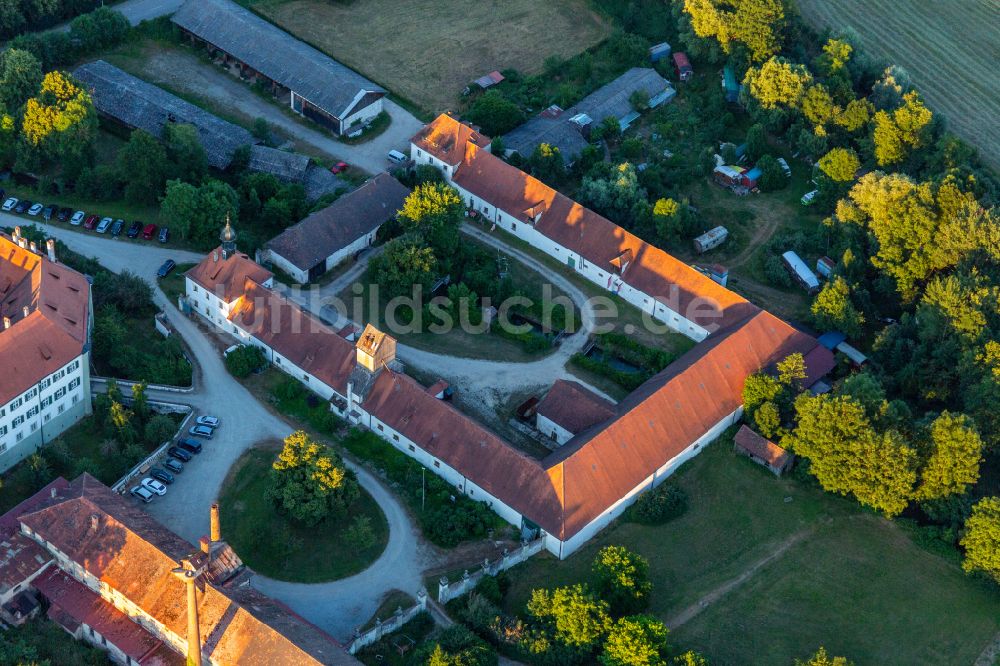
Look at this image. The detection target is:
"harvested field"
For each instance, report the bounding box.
[797,0,1000,170]
[247,0,612,114]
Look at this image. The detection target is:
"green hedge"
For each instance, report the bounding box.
[270,377,342,435]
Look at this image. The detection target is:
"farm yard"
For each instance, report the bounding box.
[797,0,1000,170]
[244,0,613,113]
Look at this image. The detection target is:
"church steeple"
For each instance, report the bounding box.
[220,214,237,260]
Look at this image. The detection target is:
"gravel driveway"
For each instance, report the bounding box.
[6,217,432,640]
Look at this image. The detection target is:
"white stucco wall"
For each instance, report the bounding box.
[535,413,573,446]
[341,96,384,134]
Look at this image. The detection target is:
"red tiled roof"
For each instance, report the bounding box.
[536,380,615,434]
[0,233,91,405]
[34,567,169,663]
[411,113,489,166]
[0,478,70,538]
[185,248,273,304]
[449,140,754,330]
[0,532,51,594]
[229,279,355,395]
[17,474,357,665]
[734,424,792,468]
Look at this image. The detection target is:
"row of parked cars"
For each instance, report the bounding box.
[129,415,220,503]
[1,193,169,243]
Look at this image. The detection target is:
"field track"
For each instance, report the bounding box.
[797,0,1000,171]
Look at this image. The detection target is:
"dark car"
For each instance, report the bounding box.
[157,259,176,279]
[142,223,158,240]
[149,467,175,485]
[83,215,98,230]
[177,437,202,454]
[164,458,183,474]
[110,219,124,236]
[13,199,31,214]
[167,446,192,462]
[126,221,142,238]
[158,227,169,244]
[57,207,72,222]
[42,205,54,221]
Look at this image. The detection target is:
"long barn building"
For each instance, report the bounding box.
[172,0,385,136]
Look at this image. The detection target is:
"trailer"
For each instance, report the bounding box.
[816,256,836,279]
[693,226,729,253]
[673,52,693,81]
[649,42,671,62]
[781,251,820,293]
[712,165,744,187]
[741,166,763,189]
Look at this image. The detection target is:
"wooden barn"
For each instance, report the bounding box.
[733,425,793,476]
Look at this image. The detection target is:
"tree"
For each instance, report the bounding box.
[834,98,872,133]
[164,122,208,183]
[796,647,853,666]
[673,651,709,666]
[144,415,176,447]
[367,236,437,299]
[801,84,836,128]
[786,394,917,516]
[601,615,669,666]
[754,400,781,438]
[398,182,464,257]
[917,412,983,501]
[160,178,238,245]
[777,352,806,388]
[818,147,860,183]
[116,129,170,204]
[0,48,43,111]
[528,143,565,185]
[818,38,853,74]
[225,345,266,378]
[578,162,651,229]
[871,91,932,166]
[19,70,97,169]
[131,380,150,423]
[592,546,652,616]
[756,154,786,191]
[745,123,767,161]
[743,57,811,109]
[742,372,783,412]
[267,430,359,526]
[527,584,611,649]
[109,400,136,445]
[961,497,1000,583]
[653,197,696,244]
[467,90,523,136]
[0,0,27,40]
[683,0,786,61]
[810,276,864,338]
[69,7,129,47]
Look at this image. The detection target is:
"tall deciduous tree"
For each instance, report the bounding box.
[398,182,464,257]
[527,584,611,650]
[743,57,812,109]
[810,276,864,338]
[917,412,983,500]
[116,129,170,204]
[683,0,786,61]
[367,236,438,299]
[267,430,359,526]
[600,615,669,666]
[19,70,97,170]
[0,48,43,112]
[961,497,1000,583]
[164,122,208,183]
[817,147,860,183]
[796,647,853,666]
[592,546,652,616]
[467,90,523,136]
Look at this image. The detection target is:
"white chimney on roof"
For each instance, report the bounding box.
[46,239,56,263]
[213,251,218,263]
[29,241,37,254]
[22,305,29,318]
[2,316,10,330]
[12,226,21,242]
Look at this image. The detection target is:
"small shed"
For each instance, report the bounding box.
[741,166,763,188]
[673,52,693,81]
[816,256,835,279]
[649,42,671,62]
[722,64,740,102]
[475,71,505,90]
[782,251,820,293]
[693,226,729,253]
[733,425,793,476]
[693,263,729,286]
[712,164,744,187]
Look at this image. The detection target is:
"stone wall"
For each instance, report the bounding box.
[347,589,428,654]
[437,538,545,604]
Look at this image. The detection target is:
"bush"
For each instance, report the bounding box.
[467,91,524,137]
[628,481,688,525]
[225,345,266,378]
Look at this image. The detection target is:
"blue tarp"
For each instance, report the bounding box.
[817,332,847,350]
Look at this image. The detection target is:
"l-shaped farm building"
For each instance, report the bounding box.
[183,114,833,559]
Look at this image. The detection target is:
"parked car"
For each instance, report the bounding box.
[149,467,174,485]
[196,415,220,428]
[141,477,168,496]
[27,203,43,216]
[330,161,348,174]
[800,189,819,206]
[1,197,17,211]
[188,425,213,439]
[83,215,98,230]
[70,210,86,225]
[142,223,158,240]
[110,219,124,236]
[96,217,113,233]
[57,207,72,222]
[41,205,54,220]
[14,200,31,214]
[177,438,203,454]
[158,227,169,244]
[157,259,176,278]
[164,458,183,474]
[167,446,192,462]
[126,220,142,238]
[130,485,154,503]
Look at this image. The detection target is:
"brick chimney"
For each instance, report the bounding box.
[210,502,221,542]
[46,239,56,263]
[172,562,204,666]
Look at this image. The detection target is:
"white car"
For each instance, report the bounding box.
[70,210,86,225]
[2,197,17,211]
[800,189,819,206]
[130,485,154,503]
[196,415,220,428]
[27,203,44,216]
[141,477,167,496]
[96,217,113,233]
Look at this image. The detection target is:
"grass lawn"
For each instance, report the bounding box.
[247,0,612,114]
[158,262,197,305]
[501,432,1000,664]
[218,447,389,583]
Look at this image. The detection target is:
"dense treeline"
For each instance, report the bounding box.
[0,0,113,40]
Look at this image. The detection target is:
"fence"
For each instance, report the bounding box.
[91,375,195,394]
[347,589,428,654]
[111,406,193,493]
[437,538,545,604]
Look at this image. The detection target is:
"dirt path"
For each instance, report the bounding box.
[665,528,812,629]
[728,206,781,269]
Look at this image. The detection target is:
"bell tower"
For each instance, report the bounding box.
[220,214,237,260]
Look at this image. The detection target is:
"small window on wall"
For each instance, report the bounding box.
[408,445,415,452]
[433,461,440,468]
[377,424,384,431]
[392,434,399,442]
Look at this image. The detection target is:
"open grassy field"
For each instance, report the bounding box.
[246,0,613,114]
[502,432,1000,665]
[797,0,1000,170]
